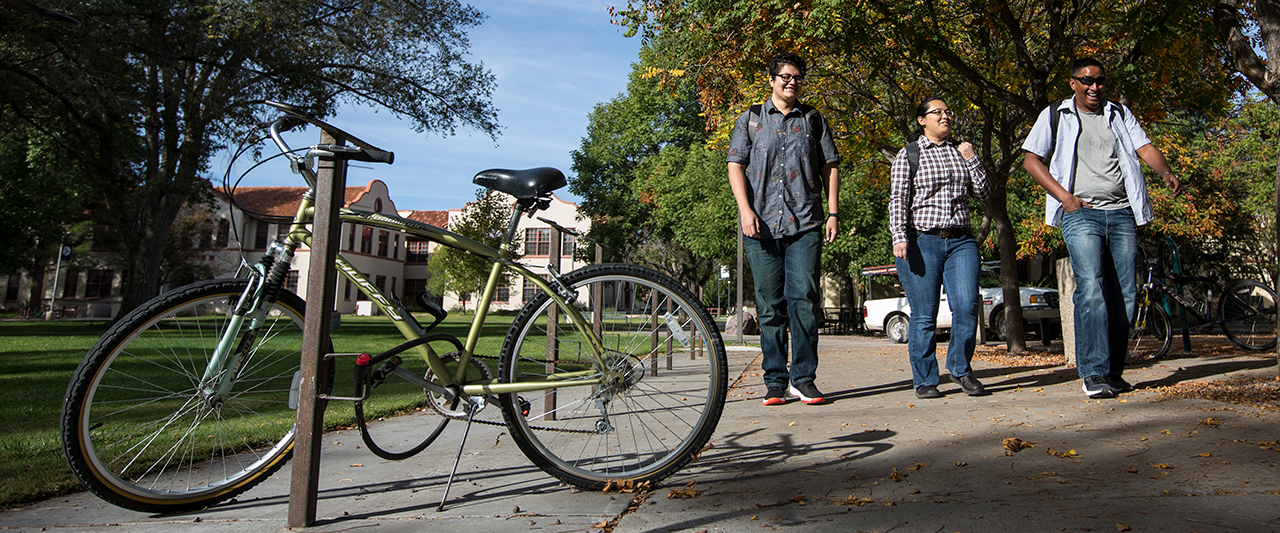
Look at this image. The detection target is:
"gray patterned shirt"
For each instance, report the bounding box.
[726,99,840,239]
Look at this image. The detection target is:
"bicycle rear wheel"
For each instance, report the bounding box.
[1128,298,1172,362]
[497,263,728,490]
[61,278,331,513]
[1219,280,1278,350]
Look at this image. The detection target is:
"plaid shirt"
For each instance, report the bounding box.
[889,136,991,245]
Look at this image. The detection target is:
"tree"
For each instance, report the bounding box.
[569,49,712,285]
[426,189,518,311]
[0,0,498,317]
[1210,0,1280,374]
[618,0,1237,351]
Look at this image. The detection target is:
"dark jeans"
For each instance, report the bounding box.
[1060,207,1137,379]
[744,229,822,389]
[895,231,981,388]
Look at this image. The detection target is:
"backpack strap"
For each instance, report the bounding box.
[1042,98,1124,164]
[747,104,763,143]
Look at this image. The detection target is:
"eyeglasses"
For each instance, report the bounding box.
[1072,75,1107,87]
[774,73,804,83]
[925,109,955,118]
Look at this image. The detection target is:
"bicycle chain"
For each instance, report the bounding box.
[428,352,600,435]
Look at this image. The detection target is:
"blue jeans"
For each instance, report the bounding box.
[744,229,822,389]
[895,231,981,388]
[1060,207,1137,379]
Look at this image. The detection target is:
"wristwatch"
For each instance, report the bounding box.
[827,212,839,219]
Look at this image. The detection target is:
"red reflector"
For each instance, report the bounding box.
[356,353,371,366]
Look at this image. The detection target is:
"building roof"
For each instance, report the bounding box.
[213,184,372,217]
[401,210,449,228]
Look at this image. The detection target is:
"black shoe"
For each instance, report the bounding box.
[1105,375,1135,393]
[915,385,943,399]
[950,374,989,396]
[762,386,786,406]
[1082,375,1119,398]
[789,381,826,405]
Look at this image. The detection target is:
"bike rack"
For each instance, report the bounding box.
[1158,237,1194,354]
[289,129,348,528]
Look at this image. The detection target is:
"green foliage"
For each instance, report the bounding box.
[0,0,499,316]
[570,48,714,284]
[427,189,519,305]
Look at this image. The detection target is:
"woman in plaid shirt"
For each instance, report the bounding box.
[889,97,992,400]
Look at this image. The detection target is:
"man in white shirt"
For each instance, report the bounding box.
[1021,57,1181,398]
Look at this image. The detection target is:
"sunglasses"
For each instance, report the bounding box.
[1072,75,1107,87]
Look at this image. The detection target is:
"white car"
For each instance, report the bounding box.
[861,265,1060,344]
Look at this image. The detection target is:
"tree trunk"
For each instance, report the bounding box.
[985,174,1028,353]
[1274,135,1279,377]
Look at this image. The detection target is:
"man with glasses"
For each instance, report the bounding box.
[1022,57,1181,398]
[727,52,840,406]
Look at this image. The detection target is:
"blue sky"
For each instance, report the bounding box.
[232,1,642,212]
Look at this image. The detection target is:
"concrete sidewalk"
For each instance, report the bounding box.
[4,336,1279,532]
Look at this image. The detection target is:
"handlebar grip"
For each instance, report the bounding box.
[355,147,394,165]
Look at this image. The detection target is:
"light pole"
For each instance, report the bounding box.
[45,244,71,321]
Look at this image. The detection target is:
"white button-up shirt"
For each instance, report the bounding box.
[1021,99,1154,227]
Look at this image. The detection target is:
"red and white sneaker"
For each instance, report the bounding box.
[762,386,786,406]
[788,382,826,405]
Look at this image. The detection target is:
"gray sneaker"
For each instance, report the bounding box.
[1082,375,1119,398]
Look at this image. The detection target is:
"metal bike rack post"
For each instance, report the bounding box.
[1161,237,1193,354]
[545,227,561,420]
[288,131,348,528]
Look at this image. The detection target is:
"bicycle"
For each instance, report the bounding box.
[60,101,729,513]
[1128,252,1277,361]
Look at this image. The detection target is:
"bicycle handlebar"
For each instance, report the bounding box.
[263,100,394,165]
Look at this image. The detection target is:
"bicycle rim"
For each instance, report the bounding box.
[1219,280,1278,350]
[498,264,727,489]
[1128,301,1171,362]
[63,279,321,512]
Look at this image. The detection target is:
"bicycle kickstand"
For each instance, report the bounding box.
[438,395,485,512]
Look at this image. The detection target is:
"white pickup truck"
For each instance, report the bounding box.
[861,264,1061,344]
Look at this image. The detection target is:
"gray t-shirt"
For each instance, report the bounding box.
[1073,108,1129,210]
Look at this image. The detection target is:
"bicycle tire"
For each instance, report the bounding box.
[1128,298,1172,362]
[61,278,332,513]
[1218,280,1278,351]
[497,263,728,490]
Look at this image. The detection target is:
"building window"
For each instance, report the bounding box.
[562,231,576,258]
[391,277,396,298]
[199,219,214,249]
[522,274,549,302]
[285,270,299,293]
[254,221,269,249]
[524,228,550,256]
[5,275,19,302]
[403,279,426,301]
[347,224,356,251]
[356,276,369,301]
[360,227,373,254]
[276,223,290,244]
[374,198,383,213]
[406,241,430,263]
[344,280,351,301]
[377,231,389,257]
[393,234,400,260]
[375,275,386,294]
[216,219,230,248]
[495,283,509,303]
[85,270,113,299]
[62,270,79,299]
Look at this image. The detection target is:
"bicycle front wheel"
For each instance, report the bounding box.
[497,263,728,490]
[1128,299,1172,362]
[1219,280,1278,350]
[61,278,330,513]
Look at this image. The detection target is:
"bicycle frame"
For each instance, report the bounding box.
[1141,270,1264,327]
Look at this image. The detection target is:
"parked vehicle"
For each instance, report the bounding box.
[861,264,1060,344]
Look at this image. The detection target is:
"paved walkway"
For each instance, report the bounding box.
[5,335,1279,532]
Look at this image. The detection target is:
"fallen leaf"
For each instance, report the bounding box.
[1200,417,1220,427]
[888,472,905,482]
[1117,523,1131,531]
[1047,447,1079,458]
[1195,452,1212,458]
[907,462,931,470]
[349,464,363,468]
[788,421,796,426]
[1149,463,1175,469]
[955,461,968,467]
[1003,437,1035,453]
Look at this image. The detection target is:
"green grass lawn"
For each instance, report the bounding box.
[0,312,515,509]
